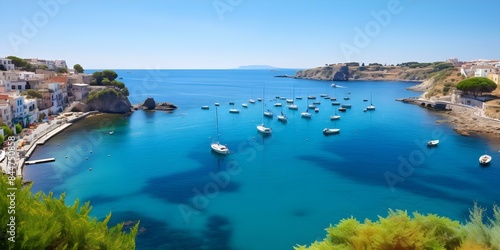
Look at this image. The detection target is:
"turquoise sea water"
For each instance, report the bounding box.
[24,70,500,249]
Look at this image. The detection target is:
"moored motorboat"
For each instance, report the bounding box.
[274,103,282,107]
[201,106,209,110]
[323,128,340,135]
[427,140,439,146]
[257,98,262,102]
[242,103,248,108]
[109,131,114,135]
[308,104,316,109]
[229,102,235,105]
[314,108,319,112]
[341,104,351,108]
[286,99,294,103]
[479,154,492,165]
[330,115,340,120]
[249,99,256,104]
[264,109,273,117]
[307,96,316,99]
[338,107,347,112]
[296,96,303,100]
[288,104,298,110]
[313,101,321,105]
[229,109,240,113]
[215,103,220,106]
[331,102,340,106]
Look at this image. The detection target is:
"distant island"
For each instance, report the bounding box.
[238,65,278,70]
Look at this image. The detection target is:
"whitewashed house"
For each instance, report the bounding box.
[71,83,89,101]
[0,58,15,71]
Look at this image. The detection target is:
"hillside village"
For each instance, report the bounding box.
[0,57,128,139]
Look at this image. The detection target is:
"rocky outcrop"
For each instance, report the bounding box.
[86,89,132,114]
[70,102,90,112]
[142,98,156,110]
[139,98,177,111]
[295,65,349,81]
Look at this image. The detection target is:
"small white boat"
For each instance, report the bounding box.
[264,109,273,117]
[257,98,262,102]
[201,106,209,110]
[288,104,298,110]
[479,154,492,165]
[330,97,337,101]
[277,112,287,122]
[296,96,303,100]
[320,94,327,97]
[229,109,240,113]
[330,115,340,120]
[341,104,352,108]
[215,103,220,106]
[257,124,272,134]
[343,97,350,100]
[242,103,248,108]
[249,99,256,104]
[314,108,319,112]
[308,104,316,109]
[286,99,294,103]
[323,128,340,135]
[211,142,229,155]
[331,84,338,88]
[427,140,439,146]
[109,131,114,135]
[323,96,330,99]
[338,107,347,112]
[307,96,316,99]
[313,101,321,105]
[331,102,341,106]
[367,104,375,110]
[274,103,282,107]
[301,110,312,118]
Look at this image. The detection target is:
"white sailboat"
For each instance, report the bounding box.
[257,86,272,134]
[211,107,229,154]
[277,111,288,122]
[288,85,298,110]
[366,92,376,110]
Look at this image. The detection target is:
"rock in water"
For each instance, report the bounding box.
[142,97,156,110]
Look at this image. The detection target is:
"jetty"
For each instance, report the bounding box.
[25,158,55,165]
[397,98,450,110]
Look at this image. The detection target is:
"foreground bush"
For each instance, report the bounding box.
[296,205,500,250]
[0,176,138,249]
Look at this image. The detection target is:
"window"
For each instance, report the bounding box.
[17,85,22,90]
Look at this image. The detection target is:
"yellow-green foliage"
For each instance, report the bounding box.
[295,205,500,250]
[0,176,138,249]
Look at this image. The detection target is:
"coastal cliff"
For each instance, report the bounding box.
[295,65,349,81]
[86,88,132,114]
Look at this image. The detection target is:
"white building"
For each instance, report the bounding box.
[47,83,63,114]
[0,58,15,71]
[71,83,89,101]
[18,71,36,80]
[54,60,67,69]
[474,67,494,77]
[0,80,12,93]
[0,100,13,127]
[23,98,38,125]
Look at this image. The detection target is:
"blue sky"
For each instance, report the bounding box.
[1,0,499,69]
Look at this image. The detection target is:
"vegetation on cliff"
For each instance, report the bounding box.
[295,204,500,250]
[0,176,138,249]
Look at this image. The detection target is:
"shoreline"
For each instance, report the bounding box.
[0,111,98,178]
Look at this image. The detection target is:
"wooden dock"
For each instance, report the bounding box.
[25,158,55,165]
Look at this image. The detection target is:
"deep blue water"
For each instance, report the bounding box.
[24,70,500,249]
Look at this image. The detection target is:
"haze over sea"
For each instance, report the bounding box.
[24,69,500,250]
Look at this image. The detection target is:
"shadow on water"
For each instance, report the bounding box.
[142,148,240,205]
[107,211,234,250]
[296,154,476,206]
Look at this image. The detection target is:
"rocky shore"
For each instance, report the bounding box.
[437,104,500,140]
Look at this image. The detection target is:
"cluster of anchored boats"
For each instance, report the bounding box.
[206,88,376,155]
[426,140,493,165]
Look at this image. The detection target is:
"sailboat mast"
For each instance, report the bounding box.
[215,106,220,142]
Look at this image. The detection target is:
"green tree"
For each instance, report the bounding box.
[38,64,48,70]
[102,70,118,81]
[0,134,4,146]
[114,81,125,89]
[457,77,497,96]
[101,78,111,85]
[73,64,84,73]
[0,177,138,249]
[57,67,68,73]
[1,124,13,137]
[6,56,28,68]
[15,123,22,134]
[25,63,34,72]
[24,89,42,99]
[92,71,104,84]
